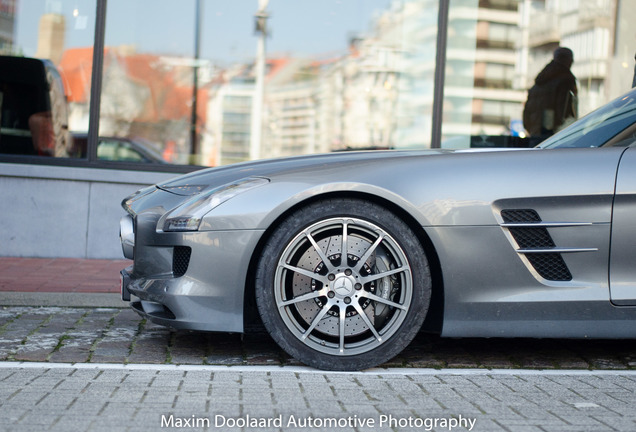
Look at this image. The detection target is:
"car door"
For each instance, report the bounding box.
[610,146,636,305]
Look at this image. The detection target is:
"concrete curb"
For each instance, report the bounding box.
[3,361,636,375]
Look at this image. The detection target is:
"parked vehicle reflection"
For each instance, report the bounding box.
[0,56,70,157]
[70,133,167,163]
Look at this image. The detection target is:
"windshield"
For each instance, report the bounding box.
[538,89,636,149]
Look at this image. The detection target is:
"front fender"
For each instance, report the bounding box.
[198,180,428,231]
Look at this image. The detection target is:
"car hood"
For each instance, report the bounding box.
[157,149,454,196]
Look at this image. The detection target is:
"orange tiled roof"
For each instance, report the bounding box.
[58,47,93,103]
[58,47,207,123]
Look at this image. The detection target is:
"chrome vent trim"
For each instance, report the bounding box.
[501,222,592,228]
[518,247,597,254]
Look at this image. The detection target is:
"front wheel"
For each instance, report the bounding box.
[255,199,432,371]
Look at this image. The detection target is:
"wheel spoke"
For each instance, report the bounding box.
[359,266,409,285]
[358,290,408,311]
[301,300,332,340]
[305,231,335,273]
[353,234,384,273]
[279,289,324,307]
[341,221,349,263]
[282,263,327,283]
[351,301,382,343]
[338,305,347,354]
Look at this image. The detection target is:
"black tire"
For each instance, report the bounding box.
[255,198,432,371]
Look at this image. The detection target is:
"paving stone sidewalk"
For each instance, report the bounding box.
[1,365,636,431]
[1,306,636,370]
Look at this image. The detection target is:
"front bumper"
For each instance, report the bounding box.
[119,212,264,333]
[120,266,132,301]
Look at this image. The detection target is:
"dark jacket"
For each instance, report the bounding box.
[523,61,577,137]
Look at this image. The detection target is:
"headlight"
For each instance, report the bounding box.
[163,177,269,232]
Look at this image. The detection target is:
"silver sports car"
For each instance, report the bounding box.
[120,89,636,371]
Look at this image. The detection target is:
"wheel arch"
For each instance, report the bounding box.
[242,190,445,334]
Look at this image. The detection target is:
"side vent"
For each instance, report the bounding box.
[524,253,572,282]
[173,246,192,277]
[501,209,573,282]
[501,209,541,224]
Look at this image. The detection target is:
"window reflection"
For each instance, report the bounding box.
[0,0,95,158]
[102,0,438,166]
[442,0,525,149]
[1,0,634,165]
[443,0,635,149]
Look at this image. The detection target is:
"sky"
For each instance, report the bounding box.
[15,0,393,64]
[112,0,393,61]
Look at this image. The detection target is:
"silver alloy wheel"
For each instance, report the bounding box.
[273,217,413,356]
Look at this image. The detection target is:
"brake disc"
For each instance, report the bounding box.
[292,234,377,337]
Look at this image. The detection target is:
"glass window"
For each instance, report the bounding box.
[102,0,438,167]
[2,0,635,168]
[0,0,96,158]
[442,0,635,149]
[539,90,636,149]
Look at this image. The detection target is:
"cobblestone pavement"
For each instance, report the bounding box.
[2,307,636,431]
[1,306,636,370]
[1,364,636,431]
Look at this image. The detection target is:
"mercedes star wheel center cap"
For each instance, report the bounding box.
[334,276,355,297]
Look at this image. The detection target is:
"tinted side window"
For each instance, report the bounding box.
[539,92,636,149]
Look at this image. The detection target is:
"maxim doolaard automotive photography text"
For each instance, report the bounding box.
[160,413,477,430]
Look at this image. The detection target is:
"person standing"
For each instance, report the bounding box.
[523,47,578,141]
